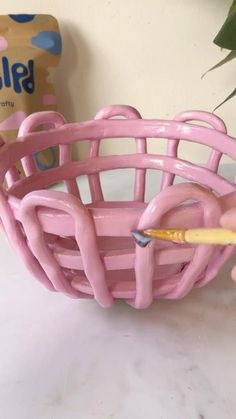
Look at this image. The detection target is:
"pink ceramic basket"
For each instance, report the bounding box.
[0,105,236,308]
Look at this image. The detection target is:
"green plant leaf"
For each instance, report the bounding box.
[202,50,236,78]
[213,87,236,111]
[214,8,236,50]
[228,0,236,16]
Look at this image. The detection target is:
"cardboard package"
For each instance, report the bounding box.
[0,14,62,171]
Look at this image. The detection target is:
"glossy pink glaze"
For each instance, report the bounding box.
[0,105,235,308]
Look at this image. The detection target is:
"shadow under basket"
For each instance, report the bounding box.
[0,105,236,309]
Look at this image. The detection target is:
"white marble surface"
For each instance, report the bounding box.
[1,169,236,419]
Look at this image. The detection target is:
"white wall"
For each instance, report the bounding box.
[1,0,234,163]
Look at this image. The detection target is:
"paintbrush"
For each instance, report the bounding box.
[131,228,236,248]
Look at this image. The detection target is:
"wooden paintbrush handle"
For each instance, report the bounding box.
[185,228,236,245]
[143,228,236,245]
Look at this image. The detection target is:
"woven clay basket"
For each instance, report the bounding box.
[0,105,236,308]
